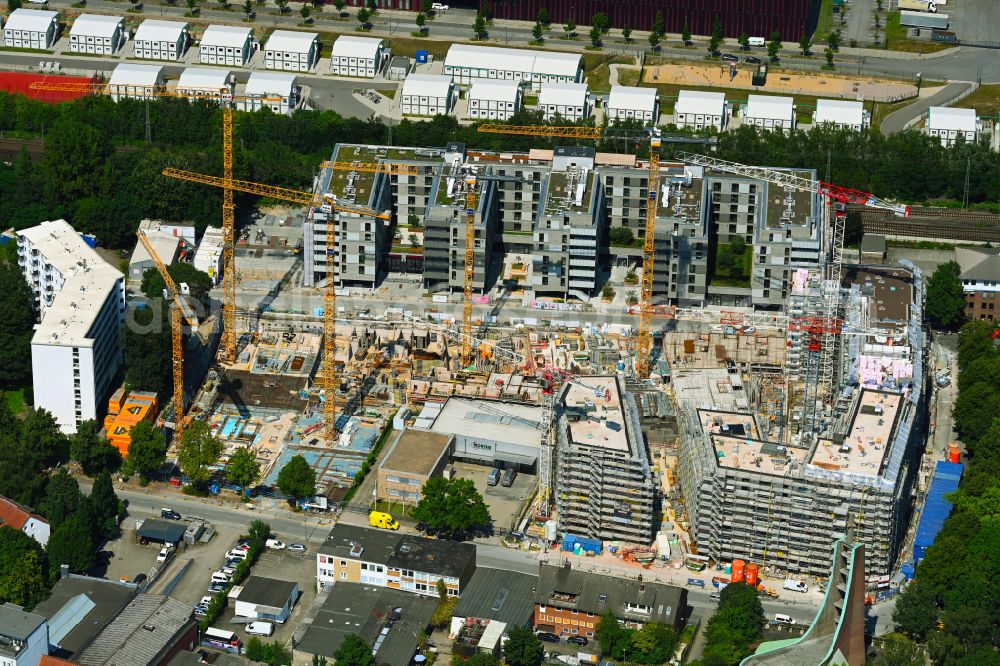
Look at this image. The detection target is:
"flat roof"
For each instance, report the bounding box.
[135,518,186,543]
[429,397,544,448]
[401,73,453,99]
[133,19,187,42]
[675,89,725,115]
[130,231,180,267]
[70,14,123,38]
[176,67,232,91]
[318,523,402,560]
[109,63,163,87]
[608,85,658,113]
[244,71,296,96]
[4,8,58,32]
[746,94,794,121]
[537,82,588,107]
[444,44,581,78]
[18,220,123,348]
[0,603,46,642]
[814,98,865,125]
[235,576,297,609]
[264,29,318,53]
[34,576,136,657]
[381,430,451,476]
[387,536,476,578]
[563,376,629,452]
[841,265,912,325]
[543,168,595,214]
[928,106,977,131]
[469,79,521,102]
[812,390,900,476]
[200,24,251,48]
[452,568,537,627]
[330,35,384,59]
[75,595,194,666]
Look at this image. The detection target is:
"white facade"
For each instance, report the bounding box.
[443,44,582,91]
[199,24,252,66]
[401,73,454,116]
[2,8,60,50]
[108,63,164,101]
[927,106,979,146]
[69,14,125,55]
[239,72,299,115]
[194,226,224,284]
[176,67,234,101]
[329,35,385,78]
[744,94,796,131]
[467,79,521,120]
[132,19,188,61]
[813,99,868,131]
[264,30,319,72]
[607,85,659,123]
[0,605,47,666]
[17,220,125,434]
[537,82,590,122]
[674,89,728,131]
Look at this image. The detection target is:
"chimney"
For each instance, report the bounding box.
[60,564,69,579]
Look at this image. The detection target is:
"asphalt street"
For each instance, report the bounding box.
[880,81,975,135]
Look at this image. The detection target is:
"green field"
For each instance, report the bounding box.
[952,84,1000,120]
[5,389,25,416]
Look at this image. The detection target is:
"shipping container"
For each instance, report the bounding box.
[562,534,602,555]
[731,559,746,583]
[913,461,963,562]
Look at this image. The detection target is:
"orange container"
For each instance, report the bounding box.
[731,560,746,583]
[948,444,960,464]
[745,562,759,588]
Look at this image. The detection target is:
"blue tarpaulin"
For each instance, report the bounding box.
[913,461,963,562]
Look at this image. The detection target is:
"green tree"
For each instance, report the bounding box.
[7,0,22,11]
[596,612,631,660]
[89,472,123,540]
[332,634,374,666]
[592,12,609,33]
[709,32,721,55]
[248,519,272,546]
[366,0,376,11]
[300,4,311,20]
[140,263,213,304]
[124,421,167,482]
[46,515,95,580]
[0,260,34,390]
[799,32,812,55]
[892,582,938,639]
[276,454,316,501]
[464,655,500,666]
[357,6,370,28]
[926,261,965,329]
[648,31,661,50]
[334,0,346,14]
[186,0,197,13]
[631,622,678,664]
[479,0,490,20]
[43,469,80,529]
[421,0,431,12]
[610,226,636,246]
[416,12,426,31]
[275,0,288,12]
[71,421,122,477]
[242,0,253,18]
[563,18,575,34]
[474,15,487,39]
[702,582,764,664]
[245,637,292,666]
[436,577,448,600]
[622,25,632,42]
[738,32,750,50]
[178,420,222,486]
[536,7,549,26]
[532,22,543,41]
[503,626,544,666]
[412,477,491,538]
[824,47,834,68]
[767,31,782,60]
[654,11,666,37]
[227,446,260,490]
[22,408,69,467]
[0,526,48,608]
[828,29,841,51]
[431,597,457,628]
[589,24,602,47]
[711,16,724,41]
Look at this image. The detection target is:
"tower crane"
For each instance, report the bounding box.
[160,167,391,445]
[29,79,283,365]
[136,230,199,441]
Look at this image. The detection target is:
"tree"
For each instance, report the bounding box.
[596,612,630,660]
[245,638,292,666]
[464,655,500,666]
[415,12,426,31]
[186,0,197,12]
[124,421,167,482]
[503,626,544,666]
[22,408,69,468]
[0,526,48,608]
[242,0,253,18]
[767,31,782,60]
[738,32,750,50]
[479,0,490,20]
[7,0,22,11]
[648,31,660,50]
[622,24,632,42]
[654,11,666,37]
[610,226,635,246]
[799,32,812,55]
[563,18,575,34]
[431,597,457,628]
[0,260,34,390]
[276,454,316,501]
[893,582,939,639]
[843,210,863,247]
[226,446,260,490]
[926,261,965,329]
[474,15,487,39]
[43,469,80,529]
[248,519,272,546]
[631,623,679,664]
[536,7,549,26]
[178,420,223,486]
[589,24,601,47]
[828,29,841,51]
[366,0,376,11]
[708,33,720,55]
[532,22,543,41]
[357,6,370,28]
[825,47,834,68]
[702,582,764,663]
[300,4,311,21]
[411,477,491,538]
[334,0,346,14]
[46,515,94,580]
[592,12,609,33]
[332,634,374,666]
[711,16,724,42]
[275,0,288,12]
[421,0,431,12]
[89,472,124,540]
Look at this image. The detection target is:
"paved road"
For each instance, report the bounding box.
[844,0,875,47]
[879,81,974,135]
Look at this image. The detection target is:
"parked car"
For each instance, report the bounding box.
[721,53,739,62]
[265,539,286,550]
[211,572,232,584]
[288,543,306,553]
[744,55,762,64]
[536,632,560,643]
[487,468,501,486]
[132,573,148,585]
[774,614,796,625]
[431,2,448,10]
[156,547,174,563]
[710,591,721,602]
[207,583,228,593]
[501,469,517,487]
[227,549,248,560]
[161,508,182,520]
[246,621,275,636]
[566,636,589,646]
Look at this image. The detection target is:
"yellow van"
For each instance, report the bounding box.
[369,511,400,530]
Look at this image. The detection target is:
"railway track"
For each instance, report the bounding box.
[857,204,1000,243]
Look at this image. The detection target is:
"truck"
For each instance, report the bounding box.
[899,0,937,12]
[687,578,706,588]
[783,579,809,593]
[369,511,400,530]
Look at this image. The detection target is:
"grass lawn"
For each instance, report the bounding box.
[884,12,955,54]
[5,389,25,416]
[710,243,752,288]
[376,88,396,100]
[814,0,835,41]
[617,68,640,86]
[952,84,1000,120]
[584,53,634,93]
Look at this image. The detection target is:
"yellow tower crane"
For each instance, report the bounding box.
[28,79,282,365]
[160,167,390,444]
[136,229,199,441]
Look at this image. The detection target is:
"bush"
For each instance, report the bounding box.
[609,226,635,246]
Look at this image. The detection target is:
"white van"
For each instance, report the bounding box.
[748,36,765,47]
[783,579,808,593]
[774,614,796,625]
[211,572,232,584]
[246,621,275,636]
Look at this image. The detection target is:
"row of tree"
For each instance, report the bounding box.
[692,582,763,666]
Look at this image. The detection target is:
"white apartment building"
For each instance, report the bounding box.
[199,24,252,66]
[2,8,60,50]
[926,106,979,147]
[69,14,125,55]
[132,19,188,61]
[264,30,319,72]
[467,79,522,120]
[606,85,659,123]
[108,63,164,101]
[743,94,796,131]
[0,496,50,547]
[674,89,728,131]
[194,226,224,285]
[329,35,385,78]
[239,72,299,115]
[537,82,590,122]
[176,67,234,101]
[0,603,48,666]
[17,220,125,434]
[400,73,454,116]
[443,43,582,91]
[813,98,869,131]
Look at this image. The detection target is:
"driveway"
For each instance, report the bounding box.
[880,81,974,135]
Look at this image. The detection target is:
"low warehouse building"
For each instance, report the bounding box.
[136,518,187,547]
[443,44,582,91]
[330,35,386,78]
[128,228,181,280]
[674,89,728,131]
[401,74,454,116]
[232,576,299,624]
[743,94,796,132]
[132,19,188,61]
[813,98,869,131]
[467,79,522,121]
[199,24,253,66]
[176,67,234,101]
[376,430,452,505]
[69,14,125,55]
[264,30,319,72]
[239,72,299,115]
[3,8,60,50]
[926,106,979,147]
[108,63,164,101]
[606,85,659,123]
[537,82,590,122]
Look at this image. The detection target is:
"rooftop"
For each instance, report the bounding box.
[841,265,913,325]
[956,246,1000,283]
[318,523,402,560]
[74,595,194,666]
[17,220,123,347]
[264,29,318,52]
[330,35,384,59]
[234,576,297,610]
[401,73,453,100]
[928,106,977,132]
[380,430,452,476]
[130,231,180,268]
[0,495,45,531]
[537,82,588,107]
[562,376,629,453]
[535,565,685,626]
[386,536,476,578]
[675,89,726,115]
[4,7,59,32]
[244,71,296,97]
[761,177,815,229]
[444,44,582,78]
[176,67,232,92]
[608,85,658,113]
[428,397,544,449]
[132,19,187,42]
[543,168,596,214]
[70,14,123,38]
[199,24,251,48]
[814,98,865,125]
[109,63,163,88]
[745,94,795,121]
[0,603,46,643]
[135,518,186,543]
[452,568,538,628]
[812,390,900,476]
[469,79,522,102]
[34,576,136,657]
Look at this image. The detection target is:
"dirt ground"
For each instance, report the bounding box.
[644,62,916,102]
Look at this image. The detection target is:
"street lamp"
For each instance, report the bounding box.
[916,72,922,94]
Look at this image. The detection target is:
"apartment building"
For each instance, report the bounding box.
[18,220,125,434]
[376,430,452,506]
[926,106,979,147]
[176,67,234,103]
[443,44,582,91]
[674,90,728,131]
[555,376,656,545]
[743,95,796,132]
[813,99,868,131]
[537,82,590,122]
[467,79,522,121]
[132,19,188,61]
[108,63,164,102]
[2,8,60,50]
[199,24,252,66]
[329,35,385,77]
[316,524,401,591]
[263,30,319,72]
[400,74,454,116]
[0,496,50,546]
[0,604,48,666]
[955,246,1000,321]
[239,72,299,115]
[69,14,125,55]
[606,85,659,123]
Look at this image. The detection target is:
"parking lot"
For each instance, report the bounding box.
[451,461,536,531]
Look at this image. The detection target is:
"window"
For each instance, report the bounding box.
[340,572,347,580]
